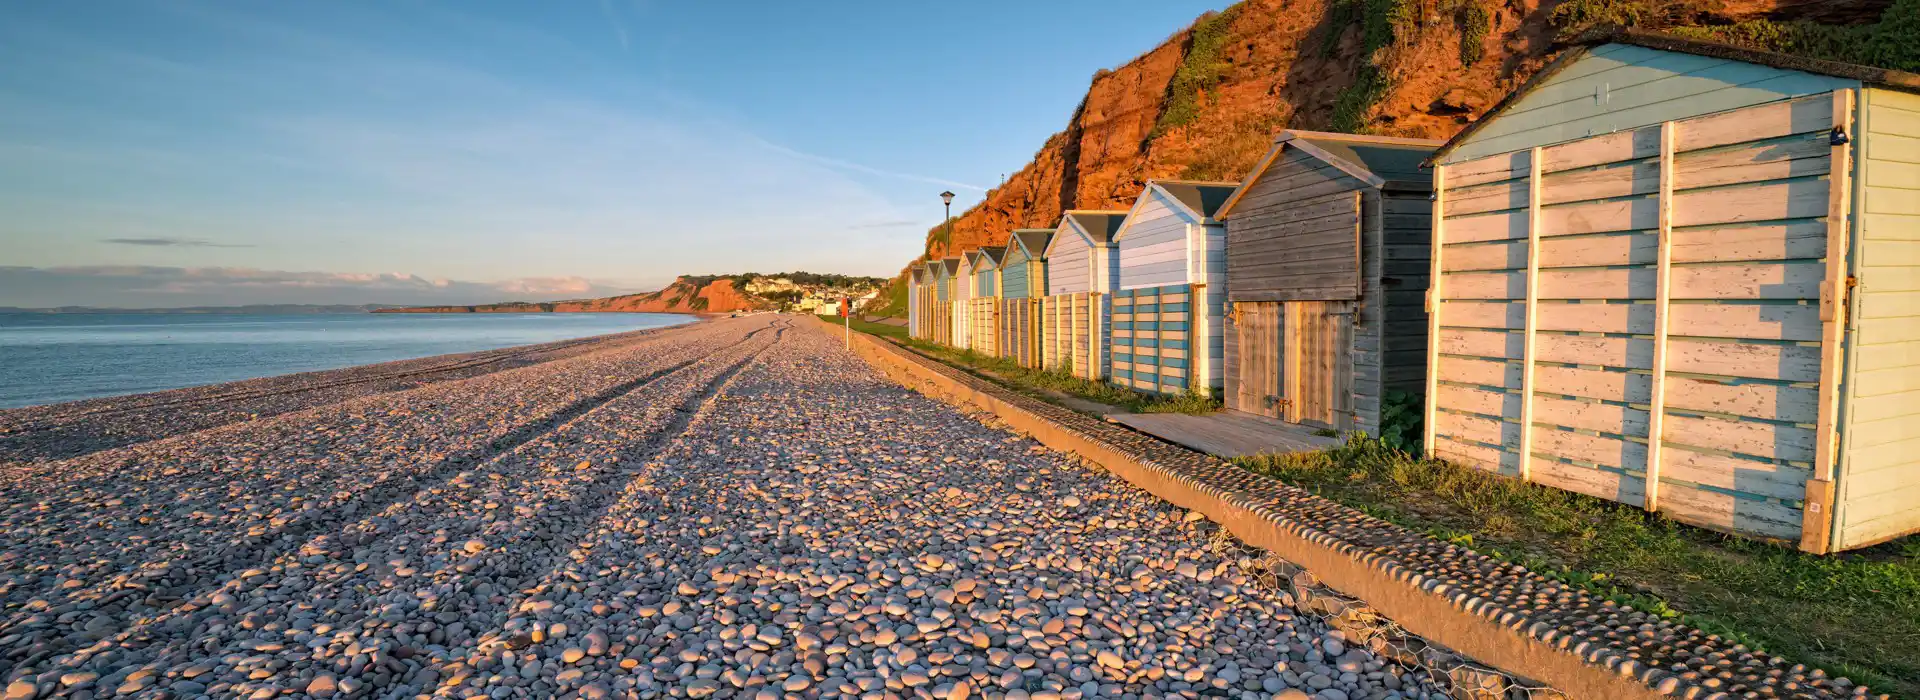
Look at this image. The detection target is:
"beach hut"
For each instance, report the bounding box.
[1042,211,1128,378]
[997,229,1053,367]
[1214,130,1443,433]
[931,258,960,347]
[1111,180,1239,396]
[964,247,1005,356]
[907,266,927,339]
[1423,29,1920,553]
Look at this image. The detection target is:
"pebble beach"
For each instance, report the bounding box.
[0,316,1447,700]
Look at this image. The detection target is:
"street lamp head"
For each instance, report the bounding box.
[940,191,956,206]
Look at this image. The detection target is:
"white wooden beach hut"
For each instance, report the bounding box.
[1425,30,1920,552]
[1214,130,1442,433]
[907,266,928,340]
[1111,180,1239,396]
[964,247,1005,356]
[931,258,960,347]
[1042,211,1127,378]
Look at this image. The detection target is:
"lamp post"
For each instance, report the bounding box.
[940,191,955,251]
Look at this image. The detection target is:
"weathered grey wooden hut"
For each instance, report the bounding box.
[998,229,1053,367]
[1215,130,1442,433]
[1425,30,1920,552]
[1042,211,1128,378]
[1112,180,1239,396]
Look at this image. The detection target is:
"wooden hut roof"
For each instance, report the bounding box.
[1426,27,1920,164]
[969,247,1006,269]
[1217,130,1442,219]
[1007,230,1054,260]
[1069,211,1127,242]
[938,258,962,276]
[1149,180,1239,222]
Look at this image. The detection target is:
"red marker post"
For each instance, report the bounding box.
[840,297,851,349]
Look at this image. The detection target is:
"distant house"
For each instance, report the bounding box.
[1423,30,1920,553]
[1111,180,1238,396]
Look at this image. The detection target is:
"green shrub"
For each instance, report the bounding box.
[1549,0,1662,37]
[1331,64,1390,133]
[1665,0,1920,73]
[1456,0,1491,66]
[1377,389,1423,455]
[1151,6,1244,139]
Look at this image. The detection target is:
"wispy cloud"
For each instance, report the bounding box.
[0,265,643,309]
[103,237,253,248]
[846,219,921,230]
[597,0,630,52]
[751,138,987,192]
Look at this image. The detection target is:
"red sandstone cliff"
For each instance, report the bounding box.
[377,277,763,315]
[911,0,1890,265]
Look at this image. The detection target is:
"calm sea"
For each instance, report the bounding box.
[0,312,696,409]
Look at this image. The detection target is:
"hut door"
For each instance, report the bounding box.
[1282,301,1355,429]
[1233,302,1285,419]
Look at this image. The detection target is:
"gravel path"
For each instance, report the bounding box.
[0,317,1444,700]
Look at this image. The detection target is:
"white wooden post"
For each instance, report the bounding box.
[1425,165,1447,457]
[1645,122,1677,513]
[1517,147,1544,482]
[1804,88,1856,554]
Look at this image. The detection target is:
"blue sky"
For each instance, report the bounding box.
[0,1,1226,307]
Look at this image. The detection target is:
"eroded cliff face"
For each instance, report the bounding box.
[914,0,1887,264]
[379,278,761,315]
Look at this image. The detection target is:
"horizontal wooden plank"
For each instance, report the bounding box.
[1534,428,1647,471]
[1435,384,1521,417]
[1443,210,1528,244]
[1437,355,1522,389]
[1534,395,1650,436]
[1672,261,1824,300]
[1435,410,1521,448]
[1538,365,1651,404]
[1536,334,1655,369]
[1438,301,1525,330]
[1660,447,1810,502]
[1537,302,1655,334]
[1432,435,1522,477]
[1664,411,1812,464]
[1532,459,1647,507]
[1444,151,1529,189]
[1659,482,1803,541]
[1673,92,1833,153]
[1671,132,1830,190]
[1669,220,1827,262]
[1668,302,1821,341]
[1437,328,1522,360]
[1671,178,1831,228]
[1666,375,1818,424]
[1667,338,1822,382]
[1541,126,1659,173]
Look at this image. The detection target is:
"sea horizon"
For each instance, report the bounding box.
[0,311,696,409]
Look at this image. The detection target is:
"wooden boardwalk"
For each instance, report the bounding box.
[1108,410,1339,458]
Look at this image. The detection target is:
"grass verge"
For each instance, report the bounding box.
[1237,437,1920,696]
[849,323,1220,416]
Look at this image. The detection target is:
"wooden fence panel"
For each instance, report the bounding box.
[1111,285,1195,395]
[1426,92,1844,546]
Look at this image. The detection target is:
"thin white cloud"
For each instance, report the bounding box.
[749,138,987,192]
[597,0,630,52]
[103,237,253,248]
[0,266,644,309]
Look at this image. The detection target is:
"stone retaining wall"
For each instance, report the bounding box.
[813,318,1859,700]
